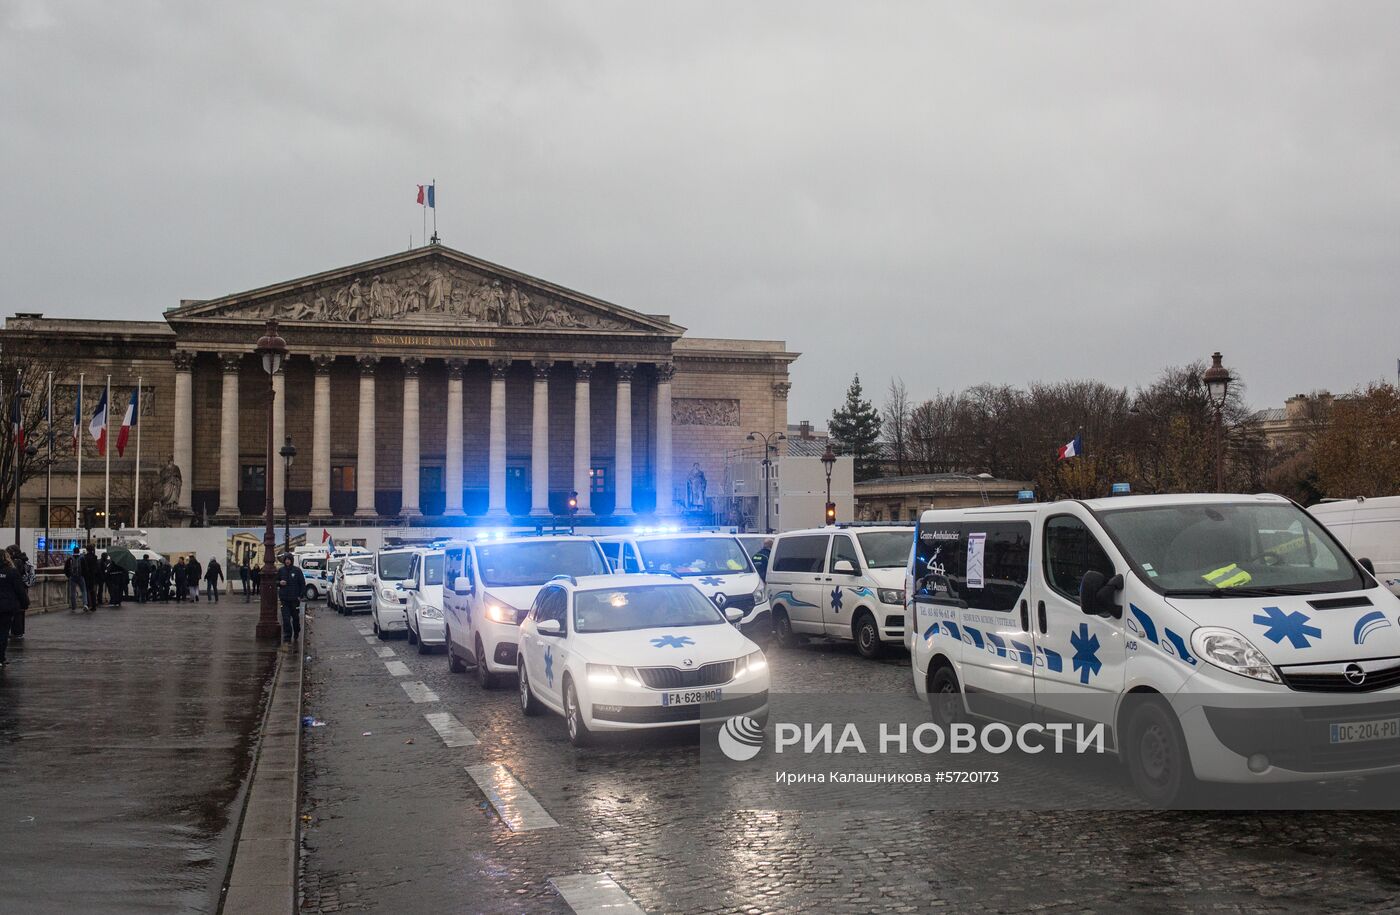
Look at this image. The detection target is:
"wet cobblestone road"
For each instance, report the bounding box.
[299,607,1400,913]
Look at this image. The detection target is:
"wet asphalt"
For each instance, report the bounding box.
[0,597,277,914]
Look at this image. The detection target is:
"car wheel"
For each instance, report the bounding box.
[854,611,885,659]
[306,586,319,601]
[519,661,541,716]
[374,617,388,641]
[564,678,592,747]
[417,630,432,655]
[447,629,466,673]
[927,665,963,728]
[1124,695,1196,808]
[772,608,801,649]
[476,637,498,689]
[407,621,419,645]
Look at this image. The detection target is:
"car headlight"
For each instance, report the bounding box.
[485,603,519,625]
[586,663,642,687]
[878,588,905,605]
[737,650,768,676]
[379,588,402,603]
[752,587,765,605]
[421,605,443,620]
[1189,627,1282,684]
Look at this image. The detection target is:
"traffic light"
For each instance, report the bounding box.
[567,491,579,516]
[825,502,837,526]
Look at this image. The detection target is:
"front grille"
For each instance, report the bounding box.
[1280,658,1400,693]
[592,691,768,723]
[713,593,756,613]
[636,660,736,689]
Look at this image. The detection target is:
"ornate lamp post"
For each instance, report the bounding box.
[1203,351,1232,493]
[255,321,287,640]
[279,435,297,549]
[745,430,787,534]
[820,444,837,526]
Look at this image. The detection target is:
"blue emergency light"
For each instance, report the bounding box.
[1111,482,1132,495]
[1017,490,1035,503]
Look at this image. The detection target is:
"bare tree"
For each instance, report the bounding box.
[881,377,912,476]
[0,347,75,528]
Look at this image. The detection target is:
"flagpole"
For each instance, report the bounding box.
[133,377,142,527]
[75,373,83,526]
[104,374,111,532]
[431,179,437,241]
[45,371,52,560]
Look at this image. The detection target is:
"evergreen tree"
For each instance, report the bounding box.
[829,374,884,482]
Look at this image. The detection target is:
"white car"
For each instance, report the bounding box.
[403,548,447,654]
[331,557,373,615]
[442,534,612,688]
[299,554,330,601]
[517,574,771,746]
[371,547,417,639]
[595,532,771,635]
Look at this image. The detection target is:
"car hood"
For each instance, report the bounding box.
[1163,588,1400,665]
[481,585,545,612]
[580,623,757,667]
[861,567,906,589]
[679,572,763,601]
[343,573,371,586]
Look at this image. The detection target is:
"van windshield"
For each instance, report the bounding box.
[638,537,752,576]
[857,531,914,569]
[476,541,608,587]
[377,551,415,581]
[1095,502,1365,596]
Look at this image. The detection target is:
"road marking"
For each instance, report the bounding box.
[374,646,396,659]
[549,874,645,914]
[384,660,412,677]
[354,625,372,636]
[423,711,478,747]
[465,764,558,831]
[400,681,439,703]
[363,636,378,645]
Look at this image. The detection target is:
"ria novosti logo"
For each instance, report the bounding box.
[717,716,765,761]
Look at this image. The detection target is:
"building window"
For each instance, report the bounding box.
[241,464,266,492]
[589,466,608,494]
[420,466,443,493]
[331,465,356,492]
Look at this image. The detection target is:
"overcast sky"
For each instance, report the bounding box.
[3,1,1397,423]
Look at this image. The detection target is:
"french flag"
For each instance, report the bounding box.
[322,529,336,552]
[10,391,23,451]
[416,184,435,208]
[1057,435,1082,461]
[116,387,139,457]
[89,387,108,456]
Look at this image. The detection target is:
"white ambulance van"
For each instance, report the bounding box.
[909,493,1400,805]
[1310,496,1400,596]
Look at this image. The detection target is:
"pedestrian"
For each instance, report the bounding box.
[276,554,305,645]
[187,556,202,602]
[204,558,224,603]
[6,545,31,642]
[106,558,128,607]
[65,547,87,612]
[80,544,101,612]
[154,560,169,601]
[752,538,774,582]
[0,550,29,669]
[134,558,151,603]
[239,559,251,597]
[173,557,188,603]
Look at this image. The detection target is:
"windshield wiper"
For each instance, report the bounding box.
[1164,586,1309,598]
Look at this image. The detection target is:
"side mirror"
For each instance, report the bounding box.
[1360,557,1376,576]
[833,559,858,575]
[724,607,744,623]
[453,576,471,593]
[1079,571,1123,618]
[537,619,563,636]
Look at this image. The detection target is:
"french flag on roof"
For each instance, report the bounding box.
[89,387,108,456]
[1057,435,1082,461]
[116,387,138,457]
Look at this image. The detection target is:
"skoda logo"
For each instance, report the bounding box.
[1344,663,1367,686]
[713,593,727,608]
[682,658,695,667]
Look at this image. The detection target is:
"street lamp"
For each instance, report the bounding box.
[255,320,287,640]
[10,383,31,548]
[745,430,787,534]
[279,435,297,549]
[820,444,837,526]
[1203,351,1232,493]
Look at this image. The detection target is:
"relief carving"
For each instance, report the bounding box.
[218,263,632,331]
[673,398,740,426]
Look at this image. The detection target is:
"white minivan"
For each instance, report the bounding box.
[595,531,770,635]
[909,493,1400,805]
[765,525,914,658]
[441,534,611,688]
[370,547,418,639]
[1311,496,1400,596]
[403,548,447,654]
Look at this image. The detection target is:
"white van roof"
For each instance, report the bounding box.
[917,492,1291,523]
[776,525,914,537]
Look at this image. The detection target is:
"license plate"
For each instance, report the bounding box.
[1329,717,1400,744]
[661,688,722,707]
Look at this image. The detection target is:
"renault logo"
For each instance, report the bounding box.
[1344,663,1367,686]
[713,593,727,608]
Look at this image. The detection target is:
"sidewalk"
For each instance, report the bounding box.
[0,602,279,914]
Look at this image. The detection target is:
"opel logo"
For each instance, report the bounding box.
[714,593,727,608]
[682,658,695,667]
[1344,663,1367,686]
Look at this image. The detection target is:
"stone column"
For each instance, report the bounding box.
[400,357,423,519]
[309,355,334,519]
[444,360,465,516]
[613,362,636,517]
[529,360,552,517]
[272,366,286,517]
[215,353,241,520]
[172,351,194,514]
[354,356,378,518]
[655,363,675,517]
[485,359,510,520]
[572,362,594,517]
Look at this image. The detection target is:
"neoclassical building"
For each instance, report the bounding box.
[5,245,797,528]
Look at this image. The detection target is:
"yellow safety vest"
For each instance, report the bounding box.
[1202,563,1252,589]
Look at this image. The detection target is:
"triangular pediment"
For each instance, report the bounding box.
[164,246,684,336]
